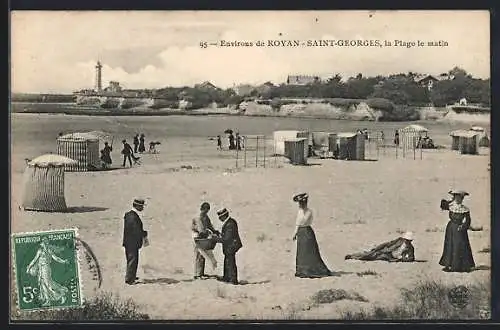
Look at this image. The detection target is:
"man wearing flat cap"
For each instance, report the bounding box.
[216,208,242,284]
[122,198,148,285]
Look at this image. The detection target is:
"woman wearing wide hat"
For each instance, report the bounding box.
[292,193,332,278]
[438,190,476,272]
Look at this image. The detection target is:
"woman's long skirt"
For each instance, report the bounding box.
[439,221,475,272]
[295,226,332,278]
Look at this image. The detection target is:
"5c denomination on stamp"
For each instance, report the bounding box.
[12,228,83,311]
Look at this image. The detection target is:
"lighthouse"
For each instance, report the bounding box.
[95,61,103,93]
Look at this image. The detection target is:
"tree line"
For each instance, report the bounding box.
[151,66,489,109]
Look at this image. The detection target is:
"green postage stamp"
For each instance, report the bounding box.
[12,228,83,311]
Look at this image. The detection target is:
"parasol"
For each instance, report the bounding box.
[224,129,233,134]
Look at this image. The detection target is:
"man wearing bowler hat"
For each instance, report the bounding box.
[216,208,242,284]
[122,198,148,285]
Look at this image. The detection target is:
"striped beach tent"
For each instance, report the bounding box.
[22,154,77,212]
[57,132,101,171]
[400,124,428,151]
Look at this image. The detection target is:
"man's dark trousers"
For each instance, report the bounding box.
[123,154,132,167]
[125,247,139,283]
[223,253,237,284]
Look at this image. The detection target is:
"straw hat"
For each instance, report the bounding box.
[448,190,469,197]
[133,198,146,207]
[293,193,309,202]
[217,208,229,218]
[402,231,414,241]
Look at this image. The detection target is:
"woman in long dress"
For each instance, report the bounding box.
[138,134,146,153]
[26,237,69,306]
[439,190,476,272]
[292,193,332,278]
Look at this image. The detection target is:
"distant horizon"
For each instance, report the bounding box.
[11,11,490,94]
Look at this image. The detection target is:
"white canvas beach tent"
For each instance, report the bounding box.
[400,124,429,150]
[22,154,77,212]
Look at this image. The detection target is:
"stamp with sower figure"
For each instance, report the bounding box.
[12,228,83,311]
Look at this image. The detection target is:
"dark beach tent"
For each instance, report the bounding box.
[470,126,490,147]
[337,132,365,160]
[273,130,309,157]
[22,154,77,212]
[57,132,108,171]
[449,130,469,151]
[455,131,480,155]
[284,138,308,165]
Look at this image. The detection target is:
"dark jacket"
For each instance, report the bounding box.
[220,218,242,255]
[122,143,133,155]
[122,210,147,250]
[133,136,140,146]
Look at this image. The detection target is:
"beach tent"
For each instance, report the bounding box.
[22,154,77,212]
[273,130,309,157]
[337,132,365,160]
[400,125,429,150]
[311,131,336,157]
[457,131,480,155]
[469,126,490,147]
[57,132,101,171]
[450,131,479,154]
[449,130,469,150]
[284,138,308,165]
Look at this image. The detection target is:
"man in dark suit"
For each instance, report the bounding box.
[122,198,148,285]
[216,208,242,284]
[122,140,134,167]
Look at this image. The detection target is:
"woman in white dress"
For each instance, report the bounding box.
[292,193,332,278]
[26,237,69,306]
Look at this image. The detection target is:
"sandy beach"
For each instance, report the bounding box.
[10,114,490,319]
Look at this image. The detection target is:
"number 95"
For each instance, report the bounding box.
[22,286,39,303]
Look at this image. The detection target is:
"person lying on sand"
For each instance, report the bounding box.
[345,231,415,262]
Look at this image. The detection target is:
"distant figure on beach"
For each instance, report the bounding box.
[192,202,220,279]
[228,132,236,150]
[439,190,476,272]
[345,231,415,262]
[217,135,223,151]
[363,128,369,140]
[122,198,148,285]
[100,141,113,169]
[149,141,161,154]
[138,134,146,153]
[133,134,140,153]
[235,132,242,151]
[380,131,385,144]
[216,208,242,285]
[292,193,333,278]
[121,140,140,167]
[394,130,400,146]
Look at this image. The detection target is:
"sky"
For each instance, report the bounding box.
[11,10,490,94]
